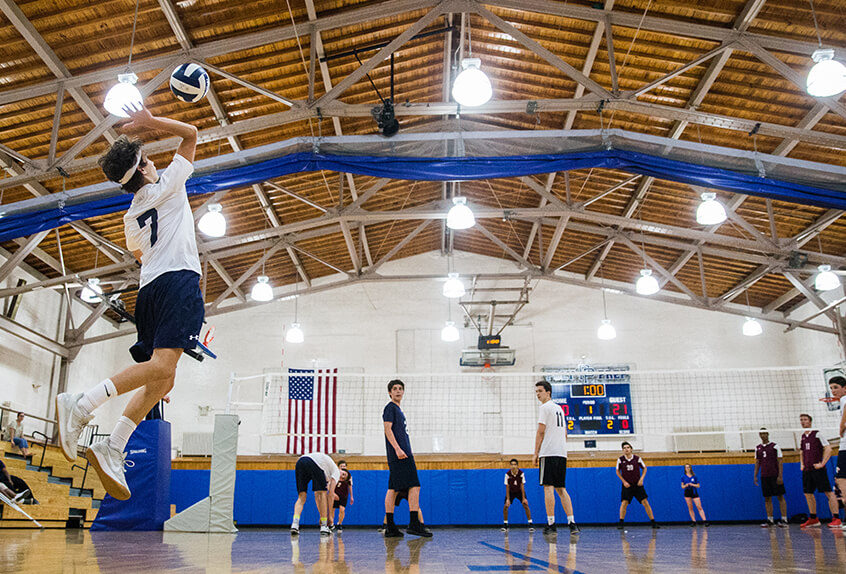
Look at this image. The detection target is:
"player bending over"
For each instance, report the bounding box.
[502,458,534,531]
[291,452,340,535]
[56,105,201,501]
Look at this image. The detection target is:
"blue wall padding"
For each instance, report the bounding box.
[4,149,846,243]
[170,460,837,526]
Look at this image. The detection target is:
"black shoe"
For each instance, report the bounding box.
[704,522,711,527]
[568,523,580,534]
[651,522,661,529]
[617,522,625,530]
[378,526,386,533]
[384,525,404,538]
[543,524,557,534]
[336,525,343,532]
[689,521,696,527]
[407,523,433,538]
[775,520,786,528]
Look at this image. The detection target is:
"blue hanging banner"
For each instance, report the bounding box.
[90,419,172,531]
[2,149,844,243]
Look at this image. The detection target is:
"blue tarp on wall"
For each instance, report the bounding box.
[170,460,836,526]
[2,149,845,242]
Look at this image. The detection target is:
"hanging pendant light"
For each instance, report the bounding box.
[80,278,103,303]
[696,192,727,225]
[250,275,274,302]
[597,270,617,340]
[198,204,226,237]
[286,323,304,343]
[815,264,841,291]
[742,317,763,337]
[447,196,475,230]
[807,49,846,97]
[635,269,660,295]
[443,272,466,298]
[104,73,143,118]
[441,320,460,342]
[453,58,493,107]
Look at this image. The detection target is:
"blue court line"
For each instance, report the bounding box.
[479,541,586,574]
[468,566,542,571]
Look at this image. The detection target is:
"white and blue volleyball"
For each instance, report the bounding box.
[170,63,210,103]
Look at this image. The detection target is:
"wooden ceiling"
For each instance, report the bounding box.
[0,0,845,328]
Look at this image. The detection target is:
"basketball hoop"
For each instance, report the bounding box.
[481,362,495,384]
[820,396,841,411]
[819,396,839,404]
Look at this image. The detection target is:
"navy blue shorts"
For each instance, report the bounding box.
[388,457,420,491]
[296,457,328,493]
[837,450,846,479]
[130,270,204,363]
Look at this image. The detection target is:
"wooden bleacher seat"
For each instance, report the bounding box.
[1,440,106,529]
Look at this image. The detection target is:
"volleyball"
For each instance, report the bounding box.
[169,63,210,103]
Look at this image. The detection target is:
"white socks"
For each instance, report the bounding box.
[567,515,575,524]
[547,515,555,525]
[78,379,117,417]
[108,416,137,453]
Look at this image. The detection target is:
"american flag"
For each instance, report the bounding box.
[286,368,337,454]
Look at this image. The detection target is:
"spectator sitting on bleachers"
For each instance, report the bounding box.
[8,412,30,458]
[0,458,38,505]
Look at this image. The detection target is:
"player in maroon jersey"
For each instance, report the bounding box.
[616,442,659,529]
[754,428,788,527]
[798,414,840,528]
[502,458,534,532]
[332,466,353,532]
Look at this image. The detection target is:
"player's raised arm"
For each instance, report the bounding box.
[123,105,198,163]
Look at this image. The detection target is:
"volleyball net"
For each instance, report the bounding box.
[221,365,843,456]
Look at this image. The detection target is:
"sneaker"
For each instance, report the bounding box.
[12,490,30,503]
[617,522,625,530]
[543,524,557,534]
[828,518,842,529]
[704,521,711,527]
[776,520,787,528]
[528,525,535,532]
[320,525,331,536]
[56,393,93,462]
[651,522,661,529]
[407,523,433,538]
[335,525,344,532]
[760,520,775,528]
[290,525,300,535]
[501,526,508,532]
[377,526,386,533]
[85,440,130,500]
[801,518,821,528]
[384,525,404,538]
[689,521,696,527]
[568,522,580,534]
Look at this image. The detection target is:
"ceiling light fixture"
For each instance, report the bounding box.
[447,196,475,230]
[696,192,727,225]
[635,268,659,296]
[451,15,492,107]
[197,204,226,237]
[250,275,274,302]
[104,0,144,117]
[805,2,846,97]
[597,270,617,340]
[441,320,460,342]
[815,264,841,291]
[742,317,763,337]
[443,272,466,298]
[286,282,304,343]
[80,278,103,303]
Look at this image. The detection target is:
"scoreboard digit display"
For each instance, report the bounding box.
[545,365,634,436]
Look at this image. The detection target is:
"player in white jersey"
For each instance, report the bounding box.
[533,380,579,534]
[55,105,201,501]
[829,376,846,530]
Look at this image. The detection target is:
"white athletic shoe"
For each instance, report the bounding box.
[12,490,30,503]
[290,525,300,535]
[320,525,331,536]
[86,440,131,500]
[56,393,93,462]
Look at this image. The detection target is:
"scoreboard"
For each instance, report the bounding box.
[547,366,634,435]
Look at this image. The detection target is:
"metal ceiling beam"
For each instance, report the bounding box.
[286,247,311,287]
[209,259,247,303]
[367,220,434,274]
[0,312,69,357]
[0,0,118,144]
[782,270,841,323]
[617,234,704,303]
[0,231,50,283]
[542,215,570,271]
[714,264,773,306]
[475,223,537,270]
[207,240,288,311]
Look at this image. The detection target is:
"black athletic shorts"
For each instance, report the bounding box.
[837,450,846,479]
[621,484,648,503]
[802,468,832,493]
[506,491,524,504]
[130,270,205,363]
[760,476,786,498]
[539,456,567,488]
[295,456,327,493]
[394,489,409,506]
[683,487,699,499]
[333,496,348,509]
[388,457,420,491]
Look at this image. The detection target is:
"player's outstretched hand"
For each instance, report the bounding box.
[122,104,155,130]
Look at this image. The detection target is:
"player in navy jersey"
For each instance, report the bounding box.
[681,464,708,527]
[502,458,534,531]
[829,376,846,531]
[55,105,201,501]
[616,441,659,529]
[798,413,840,528]
[383,379,432,538]
[754,428,788,527]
